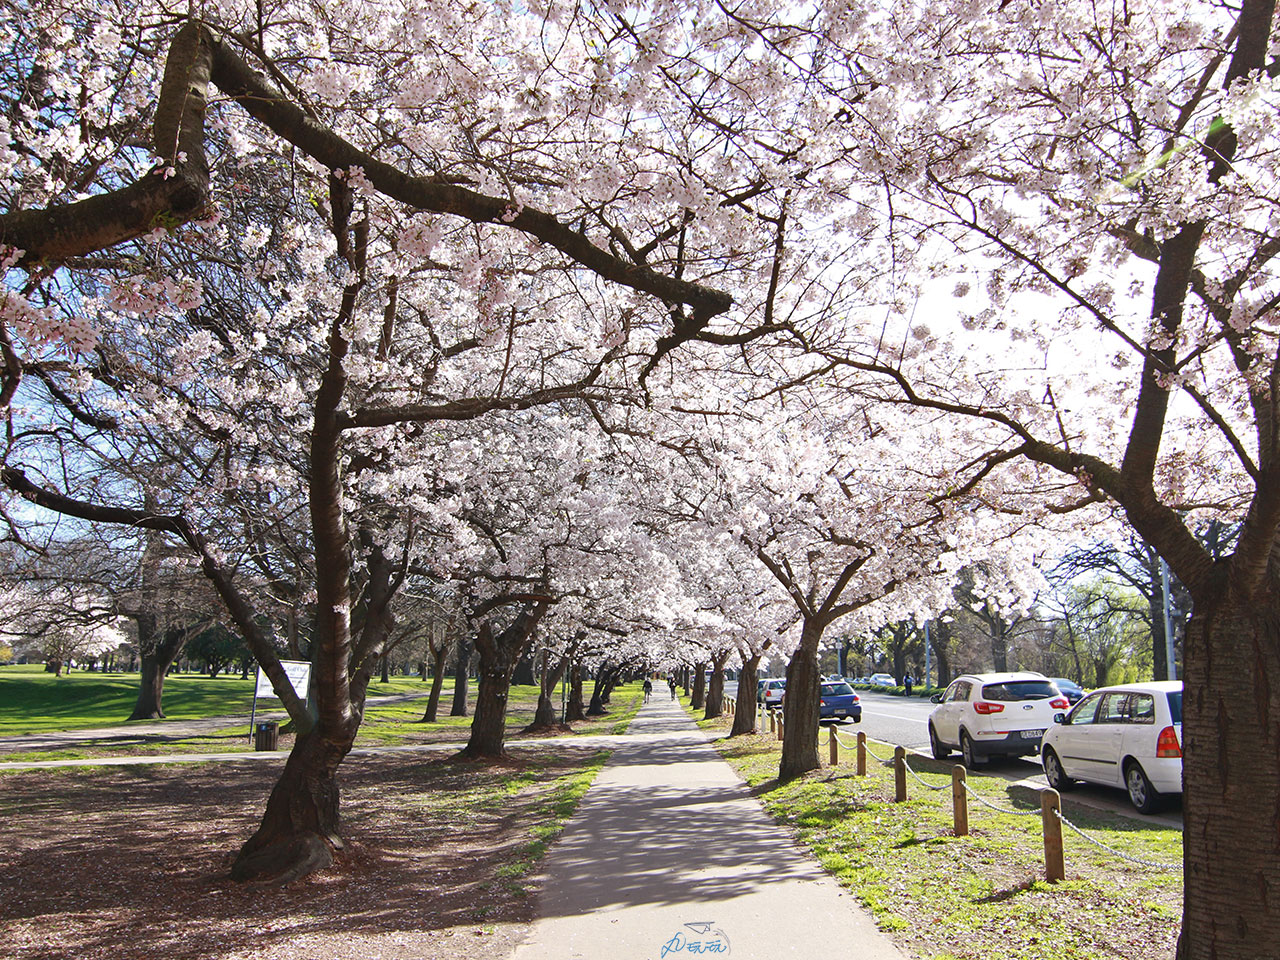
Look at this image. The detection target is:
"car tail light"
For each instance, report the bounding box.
[1156,726,1182,758]
[852,694,860,702]
[820,699,828,706]
[973,702,1004,714]
[1049,697,1069,709]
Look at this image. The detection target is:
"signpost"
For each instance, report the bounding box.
[249,660,313,740]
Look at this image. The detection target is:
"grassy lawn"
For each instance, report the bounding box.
[0,668,644,763]
[0,664,432,735]
[695,710,1182,960]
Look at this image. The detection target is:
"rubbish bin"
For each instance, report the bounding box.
[254,721,280,751]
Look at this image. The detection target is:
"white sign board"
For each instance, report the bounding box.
[255,660,312,700]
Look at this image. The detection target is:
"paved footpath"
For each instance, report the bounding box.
[511,695,907,960]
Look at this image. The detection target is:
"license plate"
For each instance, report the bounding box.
[835,711,847,717]
[1021,729,1045,739]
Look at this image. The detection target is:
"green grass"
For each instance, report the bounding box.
[0,665,434,735]
[490,750,611,893]
[700,714,1183,960]
[0,671,645,763]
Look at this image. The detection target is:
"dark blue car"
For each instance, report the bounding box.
[820,681,862,722]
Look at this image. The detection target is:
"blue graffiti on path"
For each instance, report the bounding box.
[660,924,730,956]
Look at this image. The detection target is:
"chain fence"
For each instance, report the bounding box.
[1052,808,1181,871]
[821,728,1183,871]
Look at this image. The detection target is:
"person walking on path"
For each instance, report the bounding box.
[903,673,913,696]
[667,676,677,700]
[643,678,653,702]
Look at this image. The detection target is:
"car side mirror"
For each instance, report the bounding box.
[1053,713,1066,724]
[930,694,943,704]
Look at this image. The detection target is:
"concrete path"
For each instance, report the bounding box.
[511,695,907,960]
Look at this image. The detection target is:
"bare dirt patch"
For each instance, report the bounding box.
[0,748,603,960]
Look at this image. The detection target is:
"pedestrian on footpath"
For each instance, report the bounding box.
[668,677,677,700]
[903,673,913,696]
[643,679,653,702]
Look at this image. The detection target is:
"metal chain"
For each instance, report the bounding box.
[864,742,893,763]
[816,729,1180,871]
[901,757,950,791]
[1053,809,1181,871]
[960,779,1042,816]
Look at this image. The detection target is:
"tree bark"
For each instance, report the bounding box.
[780,621,823,781]
[420,644,447,723]
[229,724,354,883]
[704,651,729,720]
[730,654,761,736]
[457,603,548,759]
[566,661,586,721]
[586,664,611,715]
[127,621,188,720]
[1178,585,1280,960]
[690,660,707,710]
[450,634,472,717]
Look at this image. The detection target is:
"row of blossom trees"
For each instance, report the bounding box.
[2,0,1273,955]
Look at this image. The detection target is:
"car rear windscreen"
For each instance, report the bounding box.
[1165,691,1182,723]
[822,683,854,695]
[982,681,1058,701]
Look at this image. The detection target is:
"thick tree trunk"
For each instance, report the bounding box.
[420,645,447,723]
[512,652,536,686]
[690,661,707,710]
[704,653,729,720]
[1178,588,1280,960]
[450,635,472,717]
[730,654,761,736]
[587,664,610,715]
[463,661,512,758]
[230,723,355,883]
[990,615,1009,672]
[526,652,568,731]
[780,622,823,781]
[566,661,586,721]
[127,623,187,721]
[458,603,548,759]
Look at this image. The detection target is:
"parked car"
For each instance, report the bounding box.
[819,681,862,722]
[1049,677,1087,705]
[928,672,1070,767]
[760,678,786,709]
[1040,680,1182,813]
[868,673,896,687]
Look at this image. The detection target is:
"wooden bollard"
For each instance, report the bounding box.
[856,731,867,776]
[894,746,907,802]
[829,728,839,765]
[1041,788,1065,882]
[952,765,969,836]
[768,710,776,733]
[777,716,785,741]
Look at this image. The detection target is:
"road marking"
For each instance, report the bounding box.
[864,710,928,724]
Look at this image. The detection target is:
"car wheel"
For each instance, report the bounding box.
[929,723,950,760]
[1042,747,1073,791]
[960,730,985,768]
[1125,760,1161,814]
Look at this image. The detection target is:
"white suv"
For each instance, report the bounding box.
[928,672,1070,767]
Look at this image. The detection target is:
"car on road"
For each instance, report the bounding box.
[928,672,1070,767]
[1049,677,1087,705]
[868,673,896,687]
[760,678,786,709]
[819,681,862,722]
[1040,680,1183,813]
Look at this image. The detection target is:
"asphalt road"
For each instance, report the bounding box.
[834,690,1184,830]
